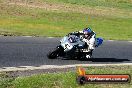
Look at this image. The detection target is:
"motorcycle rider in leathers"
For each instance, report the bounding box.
[69,27,96,58]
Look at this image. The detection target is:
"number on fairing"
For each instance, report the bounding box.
[64,43,72,50]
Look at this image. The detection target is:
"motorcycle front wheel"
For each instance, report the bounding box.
[47,46,64,59]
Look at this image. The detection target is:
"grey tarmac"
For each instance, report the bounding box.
[0,36,132,72]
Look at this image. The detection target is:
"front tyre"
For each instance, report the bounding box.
[47,49,59,59]
[47,46,64,59]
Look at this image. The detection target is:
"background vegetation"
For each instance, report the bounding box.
[0,0,132,40]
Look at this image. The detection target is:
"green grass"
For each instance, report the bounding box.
[0,1,132,40]
[0,66,132,88]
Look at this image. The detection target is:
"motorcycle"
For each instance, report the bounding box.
[47,34,103,60]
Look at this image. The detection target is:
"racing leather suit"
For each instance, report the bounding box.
[69,30,96,53]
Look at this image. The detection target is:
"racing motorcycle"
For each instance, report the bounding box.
[47,34,103,60]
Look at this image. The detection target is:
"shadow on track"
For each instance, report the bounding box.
[90,58,130,62]
[62,58,130,62]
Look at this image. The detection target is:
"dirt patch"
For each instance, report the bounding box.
[5,0,132,18]
[3,67,75,77]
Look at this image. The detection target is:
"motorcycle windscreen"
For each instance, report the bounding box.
[68,36,78,43]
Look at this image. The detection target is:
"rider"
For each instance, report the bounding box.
[69,27,96,58]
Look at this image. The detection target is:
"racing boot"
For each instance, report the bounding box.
[86,49,93,59]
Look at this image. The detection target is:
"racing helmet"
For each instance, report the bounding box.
[83,27,92,35]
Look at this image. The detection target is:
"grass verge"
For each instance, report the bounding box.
[0,1,132,40]
[0,65,132,88]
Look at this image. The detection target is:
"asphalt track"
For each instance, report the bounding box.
[0,36,132,68]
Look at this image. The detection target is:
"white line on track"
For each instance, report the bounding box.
[47,37,54,38]
[107,40,114,42]
[22,36,32,37]
[128,41,132,43]
[0,63,132,72]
